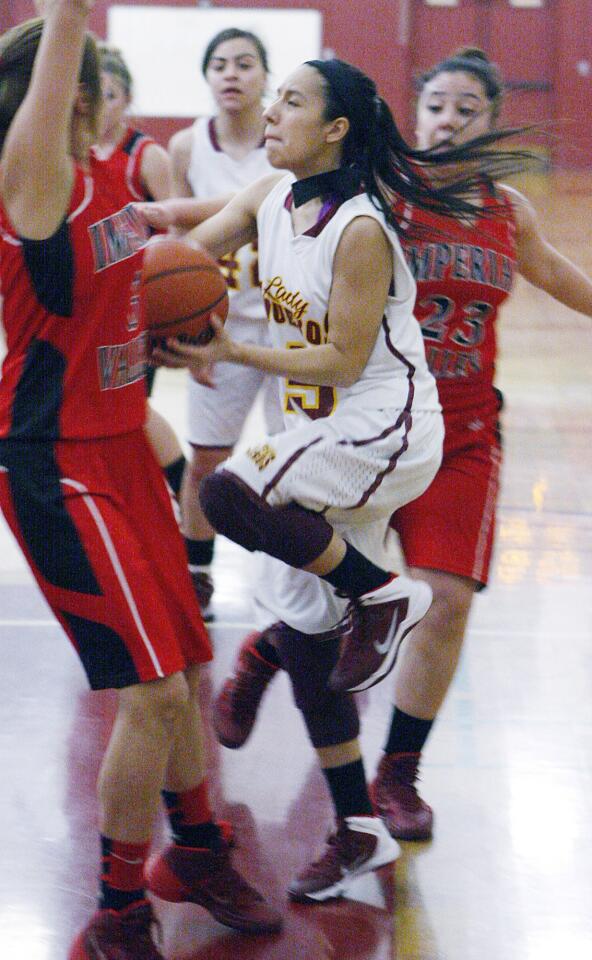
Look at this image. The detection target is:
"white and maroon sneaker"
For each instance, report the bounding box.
[329,576,433,693]
[288,815,400,903]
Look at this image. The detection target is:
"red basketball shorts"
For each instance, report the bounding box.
[391,404,502,588]
[0,430,211,689]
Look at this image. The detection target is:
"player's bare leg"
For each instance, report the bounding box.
[372,569,475,840]
[145,664,283,934]
[145,406,187,501]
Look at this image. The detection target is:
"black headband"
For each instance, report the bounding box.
[306,59,352,117]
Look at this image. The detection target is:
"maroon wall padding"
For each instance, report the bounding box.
[4,0,591,166]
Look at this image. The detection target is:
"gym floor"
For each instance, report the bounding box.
[1,170,591,960]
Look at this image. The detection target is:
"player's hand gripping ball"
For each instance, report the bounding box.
[141,236,229,348]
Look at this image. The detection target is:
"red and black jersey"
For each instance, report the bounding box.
[93,126,156,204]
[0,154,151,439]
[398,181,517,413]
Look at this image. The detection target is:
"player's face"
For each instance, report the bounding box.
[205,38,267,114]
[416,71,494,150]
[264,65,345,177]
[99,71,129,140]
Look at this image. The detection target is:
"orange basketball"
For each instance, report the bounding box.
[141,236,229,343]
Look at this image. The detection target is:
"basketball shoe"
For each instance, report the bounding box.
[328,576,433,693]
[212,627,281,748]
[69,901,163,960]
[190,567,214,622]
[288,816,400,903]
[145,841,283,934]
[371,752,433,841]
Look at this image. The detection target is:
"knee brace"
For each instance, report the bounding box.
[276,623,360,748]
[199,470,333,568]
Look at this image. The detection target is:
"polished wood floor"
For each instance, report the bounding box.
[1,170,591,960]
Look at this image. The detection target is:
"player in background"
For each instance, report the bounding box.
[0,8,282,959]
[374,47,592,839]
[168,28,282,620]
[211,49,592,854]
[95,43,188,502]
[151,57,543,897]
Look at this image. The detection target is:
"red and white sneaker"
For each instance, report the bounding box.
[69,901,164,960]
[328,576,433,693]
[371,752,434,841]
[146,842,283,934]
[212,627,281,749]
[288,816,400,903]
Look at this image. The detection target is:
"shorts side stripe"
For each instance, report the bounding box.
[60,477,165,679]
[471,444,501,584]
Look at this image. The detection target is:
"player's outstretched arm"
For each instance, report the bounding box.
[507,185,592,318]
[0,0,94,238]
[186,172,283,260]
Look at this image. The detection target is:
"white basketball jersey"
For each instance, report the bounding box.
[187,117,272,323]
[256,175,440,424]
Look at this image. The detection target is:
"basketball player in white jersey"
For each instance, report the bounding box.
[168,28,281,619]
[154,57,540,900]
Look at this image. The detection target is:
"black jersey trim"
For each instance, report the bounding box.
[0,441,103,595]
[22,217,73,317]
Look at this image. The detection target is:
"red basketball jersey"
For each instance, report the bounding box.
[0,155,150,439]
[93,126,156,203]
[398,182,517,412]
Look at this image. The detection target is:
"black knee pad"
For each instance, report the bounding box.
[199,470,333,567]
[276,624,359,748]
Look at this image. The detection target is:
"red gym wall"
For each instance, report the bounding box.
[2,0,591,167]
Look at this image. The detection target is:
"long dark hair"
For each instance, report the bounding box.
[307,58,535,231]
[0,18,101,153]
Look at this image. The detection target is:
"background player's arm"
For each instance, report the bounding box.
[140,142,172,201]
[0,0,93,238]
[506,185,592,317]
[168,126,195,198]
[155,216,393,388]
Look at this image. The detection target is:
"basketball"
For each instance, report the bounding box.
[141,236,229,343]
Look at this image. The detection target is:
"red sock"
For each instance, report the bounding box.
[100,836,150,910]
[162,781,221,848]
[163,780,211,825]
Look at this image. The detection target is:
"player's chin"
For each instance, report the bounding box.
[264,140,285,167]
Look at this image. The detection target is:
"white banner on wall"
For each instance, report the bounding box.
[107,6,323,117]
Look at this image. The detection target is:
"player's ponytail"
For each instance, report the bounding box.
[306,58,533,233]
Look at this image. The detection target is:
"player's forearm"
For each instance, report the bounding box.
[525,245,592,318]
[230,340,360,387]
